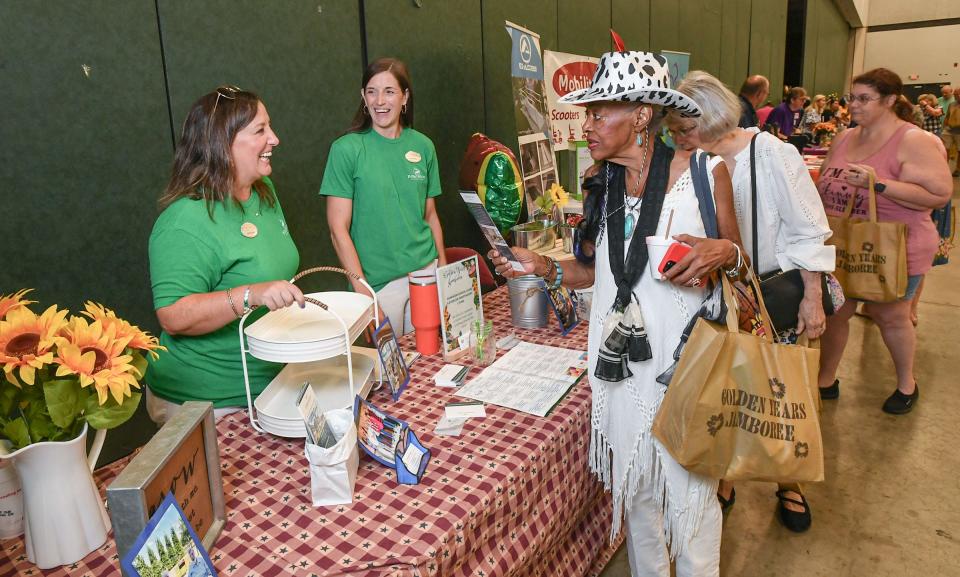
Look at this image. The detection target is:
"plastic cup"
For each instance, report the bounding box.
[645,236,673,281]
[408,271,441,355]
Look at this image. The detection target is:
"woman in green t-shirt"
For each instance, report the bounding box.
[321,58,447,335]
[146,86,305,423]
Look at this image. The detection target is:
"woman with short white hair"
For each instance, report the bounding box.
[669,70,838,533]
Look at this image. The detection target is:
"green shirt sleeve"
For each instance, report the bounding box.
[319,137,357,199]
[426,138,442,199]
[149,223,222,310]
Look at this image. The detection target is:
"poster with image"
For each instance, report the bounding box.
[373,319,410,402]
[544,50,599,150]
[436,256,483,361]
[121,492,217,577]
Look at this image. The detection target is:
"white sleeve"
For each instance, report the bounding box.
[763,137,836,272]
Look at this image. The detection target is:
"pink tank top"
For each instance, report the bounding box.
[817,123,937,275]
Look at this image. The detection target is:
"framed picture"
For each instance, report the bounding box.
[373,319,410,401]
[436,256,484,362]
[544,286,580,335]
[121,492,217,577]
[107,402,225,572]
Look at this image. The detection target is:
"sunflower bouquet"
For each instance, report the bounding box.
[0,289,164,450]
[533,182,570,218]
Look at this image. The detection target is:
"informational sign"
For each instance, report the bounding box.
[544,50,599,151]
[505,20,560,218]
[436,256,484,361]
[660,50,690,89]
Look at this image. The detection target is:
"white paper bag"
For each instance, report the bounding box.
[305,408,359,507]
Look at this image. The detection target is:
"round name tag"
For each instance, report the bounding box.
[405,150,422,163]
[240,222,259,238]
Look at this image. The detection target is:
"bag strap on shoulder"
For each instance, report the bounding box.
[750,132,761,271]
[690,151,718,239]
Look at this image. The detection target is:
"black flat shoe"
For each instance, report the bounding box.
[882,383,919,414]
[717,487,736,514]
[776,489,812,533]
[819,379,839,400]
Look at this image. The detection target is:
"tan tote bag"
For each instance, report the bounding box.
[652,274,824,483]
[825,174,907,302]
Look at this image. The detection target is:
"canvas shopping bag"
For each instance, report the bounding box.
[825,175,907,302]
[652,275,824,483]
[305,408,359,506]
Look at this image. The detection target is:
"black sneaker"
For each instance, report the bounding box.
[819,379,840,400]
[882,384,919,414]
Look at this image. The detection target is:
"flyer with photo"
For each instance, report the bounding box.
[436,256,484,361]
[373,319,410,401]
[460,191,525,272]
[121,492,217,577]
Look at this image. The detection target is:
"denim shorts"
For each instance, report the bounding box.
[860,274,923,303]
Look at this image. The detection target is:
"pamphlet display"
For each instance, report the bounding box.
[354,397,430,485]
[373,319,410,401]
[544,286,580,335]
[121,492,217,577]
[456,342,588,417]
[460,191,525,272]
[436,256,484,362]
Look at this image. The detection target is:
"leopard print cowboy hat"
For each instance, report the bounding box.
[558,51,701,117]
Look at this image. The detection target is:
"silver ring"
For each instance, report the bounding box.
[690,277,702,287]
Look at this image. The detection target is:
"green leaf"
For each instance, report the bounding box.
[2,418,30,449]
[129,351,148,380]
[43,378,81,429]
[84,392,141,430]
[27,411,58,442]
[0,384,19,417]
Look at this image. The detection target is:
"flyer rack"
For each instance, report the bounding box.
[239,267,381,437]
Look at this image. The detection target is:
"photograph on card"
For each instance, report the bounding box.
[373,319,410,401]
[353,396,406,467]
[436,256,484,359]
[121,492,217,577]
[544,286,580,335]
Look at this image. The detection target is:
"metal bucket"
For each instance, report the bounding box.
[507,275,549,328]
[559,224,575,253]
[511,221,556,251]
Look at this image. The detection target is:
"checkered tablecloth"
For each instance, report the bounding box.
[1,287,620,577]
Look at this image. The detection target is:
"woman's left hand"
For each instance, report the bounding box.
[844,163,877,189]
[661,235,736,287]
[795,295,826,338]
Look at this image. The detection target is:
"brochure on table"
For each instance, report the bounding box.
[436,256,484,362]
[545,286,580,335]
[460,191,525,272]
[455,342,588,417]
[354,397,430,485]
[373,319,410,401]
[121,492,217,577]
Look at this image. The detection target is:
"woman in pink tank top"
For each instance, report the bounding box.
[817,68,953,415]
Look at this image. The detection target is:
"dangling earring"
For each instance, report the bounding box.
[362,103,369,116]
[401,104,407,114]
[636,131,644,147]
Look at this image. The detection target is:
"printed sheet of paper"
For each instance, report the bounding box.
[460,191,525,272]
[455,342,588,417]
[436,256,484,360]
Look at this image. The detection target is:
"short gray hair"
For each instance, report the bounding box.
[673,70,741,142]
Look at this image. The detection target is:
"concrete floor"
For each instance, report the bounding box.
[600,179,960,577]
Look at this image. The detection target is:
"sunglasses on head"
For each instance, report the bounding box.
[212,85,242,115]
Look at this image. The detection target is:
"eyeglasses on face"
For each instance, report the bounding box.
[844,93,882,105]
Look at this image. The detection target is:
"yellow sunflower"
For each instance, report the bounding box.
[546,182,569,208]
[0,289,36,320]
[55,316,141,405]
[0,304,69,387]
[81,301,165,359]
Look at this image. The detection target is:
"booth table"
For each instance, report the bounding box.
[1,287,620,577]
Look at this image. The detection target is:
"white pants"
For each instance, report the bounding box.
[376,260,437,336]
[624,480,722,577]
[145,388,242,425]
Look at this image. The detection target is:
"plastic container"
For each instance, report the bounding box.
[507,275,549,328]
[409,270,441,355]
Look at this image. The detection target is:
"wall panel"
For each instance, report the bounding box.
[364,0,486,251]
[804,0,851,96]
[157,0,362,292]
[750,0,788,99]
[612,0,652,51]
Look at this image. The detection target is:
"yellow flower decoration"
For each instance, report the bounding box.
[547,182,569,208]
[55,316,140,405]
[0,304,69,387]
[81,301,165,359]
[0,289,36,321]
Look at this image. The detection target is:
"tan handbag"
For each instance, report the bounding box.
[825,175,908,302]
[652,274,824,483]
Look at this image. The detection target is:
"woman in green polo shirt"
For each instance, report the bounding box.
[320,57,447,334]
[146,86,305,423]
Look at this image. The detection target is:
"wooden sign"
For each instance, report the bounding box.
[107,402,225,574]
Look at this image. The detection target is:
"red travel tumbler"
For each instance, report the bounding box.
[408,270,441,355]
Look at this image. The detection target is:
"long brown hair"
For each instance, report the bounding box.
[159,86,276,216]
[347,58,415,134]
[851,68,915,123]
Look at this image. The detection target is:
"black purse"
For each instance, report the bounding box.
[749,133,834,333]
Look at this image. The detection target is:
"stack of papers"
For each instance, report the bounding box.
[433,364,469,387]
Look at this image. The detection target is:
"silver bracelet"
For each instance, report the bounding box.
[724,243,743,278]
[242,286,253,314]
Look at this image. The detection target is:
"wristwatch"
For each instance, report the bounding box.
[874,181,887,193]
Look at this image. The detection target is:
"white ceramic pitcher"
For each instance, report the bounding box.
[0,423,109,569]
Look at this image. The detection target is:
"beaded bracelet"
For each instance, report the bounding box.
[549,258,564,290]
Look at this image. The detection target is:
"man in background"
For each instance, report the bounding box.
[766,86,807,139]
[938,85,957,172]
[738,75,770,128]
